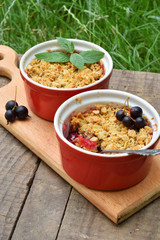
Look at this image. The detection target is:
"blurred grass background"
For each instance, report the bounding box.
[0,0,160,72]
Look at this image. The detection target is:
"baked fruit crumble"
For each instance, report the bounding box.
[67,103,153,153]
[25,59,104,88]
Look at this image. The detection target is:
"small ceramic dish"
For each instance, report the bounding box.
[54,89,160,190]
[19,39,113,121]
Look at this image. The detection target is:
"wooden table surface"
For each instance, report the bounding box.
[1,56,160,240]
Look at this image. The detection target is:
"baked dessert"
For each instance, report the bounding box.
[67,103,153,153]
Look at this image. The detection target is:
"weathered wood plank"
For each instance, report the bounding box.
[11,161,71,240]
[109,69,160,112]
[0,125,38,240]
[57,189,160,240]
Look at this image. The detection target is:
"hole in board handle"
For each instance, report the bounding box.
[0,53,4,60]
[0,54,21,88]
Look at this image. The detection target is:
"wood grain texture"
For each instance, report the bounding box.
[0,45,160,227]
[57,190,160,240]
[0,120,38,240]
[109,70,160,112]
[11,161,71,240]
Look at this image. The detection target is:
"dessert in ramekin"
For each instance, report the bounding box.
[20,39,113,121]
[54,89,160,190]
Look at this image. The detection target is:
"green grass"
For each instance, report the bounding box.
[0,0,160,72]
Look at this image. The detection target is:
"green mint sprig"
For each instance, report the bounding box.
[35,37,104,70]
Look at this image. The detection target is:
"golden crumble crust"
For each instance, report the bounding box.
[69,104,153,152]
[25,59,104,88]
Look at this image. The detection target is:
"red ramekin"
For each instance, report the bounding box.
[54,89,160,190]
[19,39,113,121]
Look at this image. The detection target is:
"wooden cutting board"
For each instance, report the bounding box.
[0,45,160,224]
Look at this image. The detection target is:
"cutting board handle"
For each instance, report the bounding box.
[0,45,20,85]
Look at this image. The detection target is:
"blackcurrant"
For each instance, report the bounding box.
[5,110,16,123]
[123,116,134,128]
[135,117,146,129]
[116,110,125,121]
[5,100,18,110]
[15,106,29,120]
[130,106,142,119]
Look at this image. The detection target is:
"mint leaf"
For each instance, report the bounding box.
[70,53,84,69]
[79,50,104,64]
[57,37,74,53]
[35,52,70,62]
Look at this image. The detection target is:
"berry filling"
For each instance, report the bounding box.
[68,133,97,151]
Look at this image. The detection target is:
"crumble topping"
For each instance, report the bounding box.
[68,103,153,153]
[25,59,104,88]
